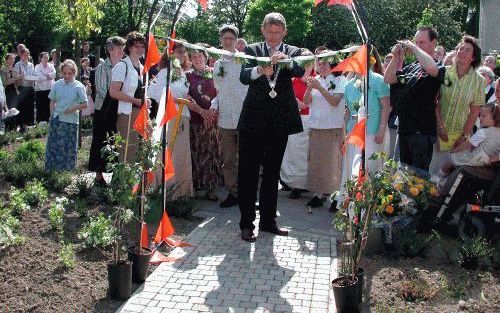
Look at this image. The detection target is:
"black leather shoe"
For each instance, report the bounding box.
[260,226,289,236]
[289,188,302,199]
[307,196,324,208]
[220,194,238,208]
[241,229,256,242]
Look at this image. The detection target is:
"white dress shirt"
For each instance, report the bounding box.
[34,63,56,91]
[111,56,143,115]
[148,68,190,118]
[13,60,35,87]
[308,74,347,129]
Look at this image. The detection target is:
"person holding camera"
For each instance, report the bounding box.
[384,26,445,174]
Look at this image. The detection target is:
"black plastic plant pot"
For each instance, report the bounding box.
[128,247,153,283]
[338,267,364,303]
[332,276,361,313]
[107,260,132,300]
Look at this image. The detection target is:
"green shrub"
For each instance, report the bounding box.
[0,131,19,146]
[14,140,45,162]
[23,180,48,206]
[71,175,93,198]
[1,159,45,186]
[8,187,30,215]
[23,125,48,140]
[0,149,8,161]
[78,213,117,249]
[59,243,76,269]
[44,171,73,193]
[0,206,25,249]
[48,198,67,232]
[73,198,88,218]
[393,227,439,258]
[458,236,494,269]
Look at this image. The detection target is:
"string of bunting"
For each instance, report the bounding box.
[159,37,361,68]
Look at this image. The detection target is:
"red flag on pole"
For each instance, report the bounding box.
[198,0,208,11]
[168,30,176,54]
[133,104,150,139]
[153,211,175,244]
[315,0,353,8]
[346,118,366,150]
[132,171,155,194]
[332,44,368,76]
[160,88,178,127]
[140,222,149,249]
[143,33,161,74]
[164,148,175,181]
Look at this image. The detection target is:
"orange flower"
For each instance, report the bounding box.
[386,205,394,215]
[356,192,363,201]
[429,187,439,197]
[416,184,424,192]
[410,187,419,197]
[387,194,394,202]
[395,183,403,191]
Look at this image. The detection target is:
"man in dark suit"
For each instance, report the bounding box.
[238,12,304,242]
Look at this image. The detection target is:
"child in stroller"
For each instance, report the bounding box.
[425,103,500,237]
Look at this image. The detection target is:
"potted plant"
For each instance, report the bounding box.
[126,130,161,283]
[333,154,402,311]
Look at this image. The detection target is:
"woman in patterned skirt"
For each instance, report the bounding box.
[186,45,223,200]
[45,60,87,171]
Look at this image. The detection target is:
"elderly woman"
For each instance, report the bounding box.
[148,42,197,199]
[110,31,147,164]
[477,66,496,104]
[45,59,87,171]
[186,44,222,200]
[34,52,56,123]
[88,36,126,185]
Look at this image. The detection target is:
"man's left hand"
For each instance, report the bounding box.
[271,52,288,65]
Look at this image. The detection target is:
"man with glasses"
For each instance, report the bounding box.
[384,26,445,174]
[210,25,249,208]
[237,13,304,242]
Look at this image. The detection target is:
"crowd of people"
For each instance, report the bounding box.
[1,12,499,242]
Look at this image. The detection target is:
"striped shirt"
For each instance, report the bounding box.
[440,65,485,134]
[94,58,113,111]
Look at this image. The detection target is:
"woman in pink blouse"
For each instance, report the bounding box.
[35,52,56,122]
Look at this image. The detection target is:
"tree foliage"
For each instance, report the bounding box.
[210,0,251,36]
[176,9,220,47]
[244,0,314,47]
[59,0,106,40]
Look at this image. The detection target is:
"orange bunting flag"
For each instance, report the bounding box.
[198,0,208,11]
[153,211,175,244]
[132,171,156,194]
[168,30,176,54]
[164,148,175,181]
[315,0,353,8]
[133,104,150,139]
[160,88,178,127]
[332,44,368,76]
[143,33,161,74]
[165,237,193,248]
[346,118,366,150]
[149,250,177,264]
[140,222,149,249]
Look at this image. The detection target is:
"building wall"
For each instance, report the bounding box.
[479,0,500,55]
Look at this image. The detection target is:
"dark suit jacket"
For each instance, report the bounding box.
[238,42,304,135]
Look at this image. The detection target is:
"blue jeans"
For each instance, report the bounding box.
[399,133,435,176]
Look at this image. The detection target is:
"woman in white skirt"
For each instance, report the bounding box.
[304,47,347,209]
[280,49,314,199]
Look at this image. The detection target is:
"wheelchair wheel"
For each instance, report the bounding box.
[458,215,486,239]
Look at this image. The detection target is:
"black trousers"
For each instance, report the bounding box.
[238,130,288,231]
[35,90,51,122]
[18,86,35,126]
[88,94,118,172]
[399,133,435,174]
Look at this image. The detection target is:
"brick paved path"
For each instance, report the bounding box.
[118,191,341,313]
